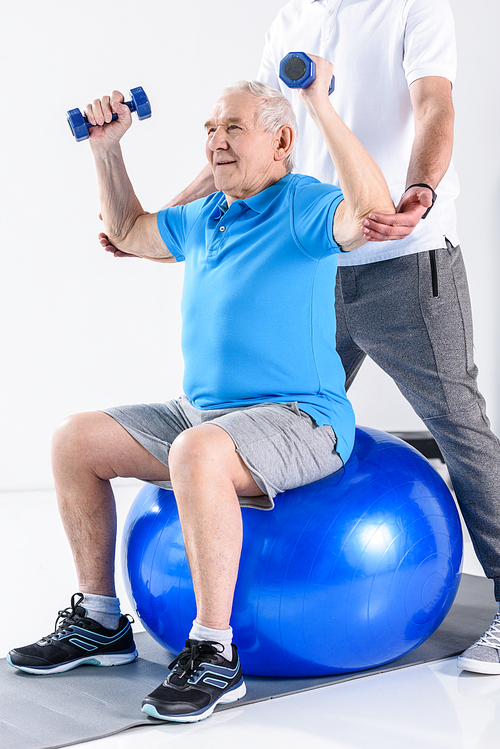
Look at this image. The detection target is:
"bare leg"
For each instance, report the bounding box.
[51,411,171,597]
[52,413,260,629]
[168,423,261,630]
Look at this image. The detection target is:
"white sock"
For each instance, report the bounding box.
[189,620,234,661]
[81,594,121,630]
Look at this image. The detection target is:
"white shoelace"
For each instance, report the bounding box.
[476,612,500,649]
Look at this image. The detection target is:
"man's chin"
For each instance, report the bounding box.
[213,178,233,194]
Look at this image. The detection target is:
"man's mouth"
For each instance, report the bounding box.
[215,160,237,166]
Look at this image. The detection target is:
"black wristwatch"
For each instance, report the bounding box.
[405,183,437,219]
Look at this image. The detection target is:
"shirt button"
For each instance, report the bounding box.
[219,226,226,232]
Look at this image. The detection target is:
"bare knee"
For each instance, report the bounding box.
[52,411,172,486]
[169,424,258,496]
[169,426,220,477]
[52,412,93,457]
[51,411,115,478]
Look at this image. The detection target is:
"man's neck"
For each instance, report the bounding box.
[224,171,288,207]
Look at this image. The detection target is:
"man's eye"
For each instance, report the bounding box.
[228,125,240,131]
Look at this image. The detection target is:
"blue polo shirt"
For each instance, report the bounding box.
[157,173,355,464]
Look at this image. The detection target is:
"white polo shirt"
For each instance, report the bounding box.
[257,0,460,265]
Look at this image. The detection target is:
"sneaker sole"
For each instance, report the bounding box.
[6,649,139,675]
[141,679,247,723]
[457,656,500,675]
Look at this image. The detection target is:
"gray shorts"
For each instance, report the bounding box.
[103,395,343,510]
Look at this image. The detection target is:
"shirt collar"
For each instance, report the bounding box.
[209,174,294,218]
[233,173,294,215]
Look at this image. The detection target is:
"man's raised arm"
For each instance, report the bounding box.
[299,56,395,252]
[85,91,175,262]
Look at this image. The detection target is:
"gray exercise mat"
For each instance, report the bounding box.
[0,574,496,749]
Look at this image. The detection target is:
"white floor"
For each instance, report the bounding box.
[2,465,500,749]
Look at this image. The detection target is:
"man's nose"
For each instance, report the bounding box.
[209,127,229,150]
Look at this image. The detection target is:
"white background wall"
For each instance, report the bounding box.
[1,0,499,491]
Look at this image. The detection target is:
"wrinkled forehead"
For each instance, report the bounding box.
[205,91,260,129]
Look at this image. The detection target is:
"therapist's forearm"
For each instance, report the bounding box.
[165,165,216,208]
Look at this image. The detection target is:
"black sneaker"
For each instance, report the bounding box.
[141,639,246,723]
[7,593,138,674]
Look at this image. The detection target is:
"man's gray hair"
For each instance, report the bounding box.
[221,80,296,173]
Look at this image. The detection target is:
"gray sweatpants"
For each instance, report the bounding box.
[335,241,500,600]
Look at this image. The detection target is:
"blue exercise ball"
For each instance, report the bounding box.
[122,426,463,677]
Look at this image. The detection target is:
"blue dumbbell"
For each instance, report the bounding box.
[67,86,152,143]
[279,52,335,96]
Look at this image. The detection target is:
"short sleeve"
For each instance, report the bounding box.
[403,0,457,86]
[291,179,344,258]
[157,198,210,263]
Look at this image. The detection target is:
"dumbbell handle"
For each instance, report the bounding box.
[84,96,138,129]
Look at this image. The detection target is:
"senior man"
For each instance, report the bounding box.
[8,59,394,723]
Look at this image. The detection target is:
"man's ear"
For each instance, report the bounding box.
[274,125,294,163]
